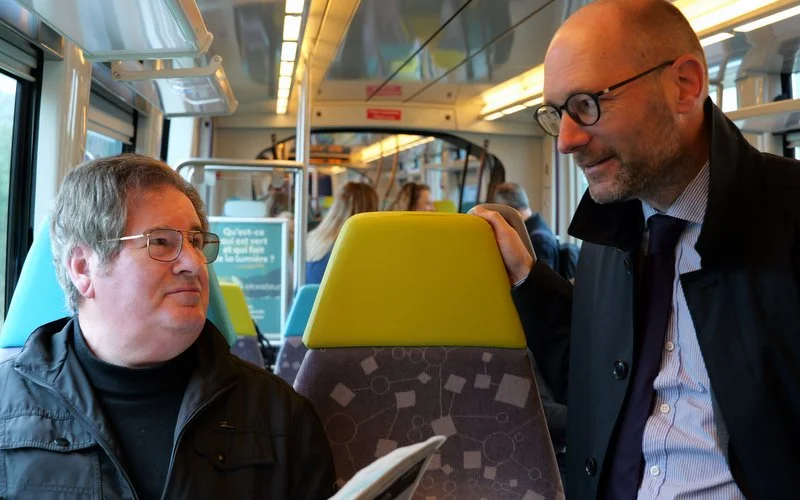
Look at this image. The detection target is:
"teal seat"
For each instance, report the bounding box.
[0,221,237,349]
[274,284,318,384]
[283,284,320,337]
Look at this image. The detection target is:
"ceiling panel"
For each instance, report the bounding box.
[199,0,284,111]
[323,0,560,91]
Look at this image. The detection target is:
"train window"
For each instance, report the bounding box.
[721,86,738,112]
[86,89,135,159]
[85,129,124,160]
[0,73,17,322]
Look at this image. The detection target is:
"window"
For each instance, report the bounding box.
[721,86,738,112]
[85,129,124,160]
[0,73,17,324]
[86,89,135,159]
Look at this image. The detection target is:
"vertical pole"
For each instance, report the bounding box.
[294,60,311,294]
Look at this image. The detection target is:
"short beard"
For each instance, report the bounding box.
[587,95,684,205]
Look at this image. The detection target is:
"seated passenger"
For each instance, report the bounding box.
[493,182,561,273]
[0,154,335,499]
[306,182,378,284]
[388,182,436,211]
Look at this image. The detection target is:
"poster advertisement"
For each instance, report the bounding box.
[210,217,287,337]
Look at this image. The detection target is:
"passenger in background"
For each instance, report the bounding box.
[306,181,379,283]
[475,0,800,498]
[265,190,290,218]
[388,182,436,211]
[0,154,335,499]
[493,182,560,273]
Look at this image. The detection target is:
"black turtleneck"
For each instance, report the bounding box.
[73,323,195,500]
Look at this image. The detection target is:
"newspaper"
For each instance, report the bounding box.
[331,435,447,500]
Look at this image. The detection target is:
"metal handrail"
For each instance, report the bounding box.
[175,158,307,294]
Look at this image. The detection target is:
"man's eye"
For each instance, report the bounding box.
[150,237,172,247]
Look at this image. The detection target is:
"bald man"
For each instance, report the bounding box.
[474,0,800,498]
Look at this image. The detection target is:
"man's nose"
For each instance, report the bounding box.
[557,113,592,155]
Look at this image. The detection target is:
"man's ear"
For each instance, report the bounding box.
[66,246,97,300]
[671,54,706,114]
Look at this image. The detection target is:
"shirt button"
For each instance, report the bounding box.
[660,404,670,414]
[650,465,661,476]
[665,341,675,352]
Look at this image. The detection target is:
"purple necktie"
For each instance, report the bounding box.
[604,214,687,498]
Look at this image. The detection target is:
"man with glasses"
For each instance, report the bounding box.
[0,154,335,498]
[475,0,800,498]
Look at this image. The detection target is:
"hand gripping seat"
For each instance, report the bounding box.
[294,212,564,499]
[0,220,238,360]
[274,283,318,384]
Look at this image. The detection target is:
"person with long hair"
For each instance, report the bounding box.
[306,182,379,283]
[388,182,435,211]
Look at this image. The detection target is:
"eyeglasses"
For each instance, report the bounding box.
[534,61,675,137]
[104,229,221,264]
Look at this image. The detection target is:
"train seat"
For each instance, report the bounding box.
[219,281,265,368]
[274,283,318,384]
[294,212,563,498]
[433,199,457,213]
[0,220,239,357]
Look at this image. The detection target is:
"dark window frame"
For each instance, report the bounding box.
[3,56,41,315]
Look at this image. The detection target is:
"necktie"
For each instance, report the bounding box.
[604,214,687,498]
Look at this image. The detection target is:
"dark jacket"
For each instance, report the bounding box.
[513,99,800,499]
[0,317,336,499]
[525,213,560,273]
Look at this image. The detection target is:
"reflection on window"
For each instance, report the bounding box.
[0,73,17,324]
[793,72,799,99]
[85,129,123,161]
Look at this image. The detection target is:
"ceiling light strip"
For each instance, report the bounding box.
[480,0,800,121]
[733,4,800,31]
[277,0,306,114]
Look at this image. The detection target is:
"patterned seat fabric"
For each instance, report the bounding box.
[230,336,265,368]
[273,284,318,385]
[275,337,308,384]
[295,346,564,499]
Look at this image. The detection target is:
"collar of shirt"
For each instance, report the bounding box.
[641,161,710,225]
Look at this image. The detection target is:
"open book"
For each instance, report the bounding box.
[331,435,447,500]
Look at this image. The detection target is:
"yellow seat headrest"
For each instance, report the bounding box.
[433,200,457,213]
[303,212,526,348]
[219,282,257,336]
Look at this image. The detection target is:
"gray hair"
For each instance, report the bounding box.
[492,183,530,211]
[50,154,208,311]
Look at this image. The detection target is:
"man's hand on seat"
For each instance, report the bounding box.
[472,206,534,285]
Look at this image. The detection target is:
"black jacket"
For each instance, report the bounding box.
[513,99,800,499]
[0,317,336,499]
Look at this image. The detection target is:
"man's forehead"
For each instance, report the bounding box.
[543,25,632,102]
[126,185,203,228]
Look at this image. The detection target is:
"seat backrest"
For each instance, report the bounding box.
[284,284,319,337]
[273,284,318,384]
[0,221,238,350]
[433,199,457,213]
[219,281,257,336]
[295,212,563,498]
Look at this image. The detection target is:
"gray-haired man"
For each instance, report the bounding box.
[0,154,335,499]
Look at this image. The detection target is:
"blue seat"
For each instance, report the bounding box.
[274,284,318,384]
[0,221,238,352]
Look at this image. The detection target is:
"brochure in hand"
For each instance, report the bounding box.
[330,435,447,500]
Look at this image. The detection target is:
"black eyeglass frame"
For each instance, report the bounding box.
[101,229,221,264]
[534,60,675,137]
